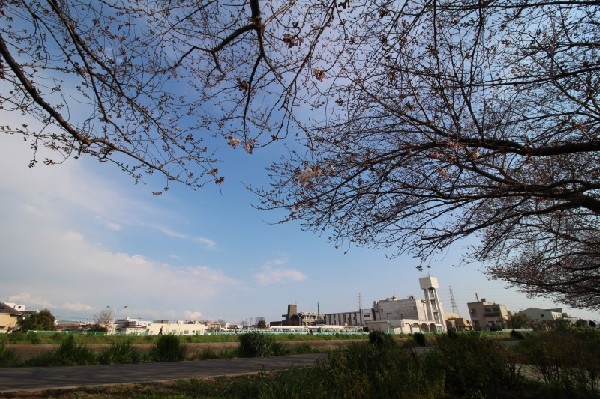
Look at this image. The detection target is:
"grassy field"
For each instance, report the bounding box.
[1,329,599,399]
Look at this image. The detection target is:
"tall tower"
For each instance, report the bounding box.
[419,276,446,331]
[449,286,460,315]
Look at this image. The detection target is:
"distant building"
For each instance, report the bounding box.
[467,299,509,331]
[366,276,447,334]
[206,321,231,331]
[271,304,323,327]
[114,317,207,335]
[0,302,24,333]
[273,276,447,334]
[519,308,577,324]
[520,307,563,321]
[55,320,85,332]
[324,309,373,326]
[446,316,473,332]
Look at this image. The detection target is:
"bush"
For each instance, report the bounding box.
[151,335,186,362]
[431,332,518,398]
[518,329,600,395]
[98,339,143,364]
[26,335,96,366]
[237,332,286,357]
[323,341,444,399]
[368,331,396,349]
[0,343,21,367]
[511,329,525,340]
[413,332,427,346]
[27,332,41,344]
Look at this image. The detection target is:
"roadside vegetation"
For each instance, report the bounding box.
[0,331,366,345]
[0,332,364,367]
[1,328,598,399]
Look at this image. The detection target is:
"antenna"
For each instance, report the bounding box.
[358,292,362,311]
[475,293,479,301]
[449,286,459,315]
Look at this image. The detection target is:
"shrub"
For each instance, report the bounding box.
[368,331,396,349]
[237,332,286,357]
[511,329,525,340]
[323,341,444,399]
[26,335,96,366]
[253,368,328,399]
[0,343,21,367]
[413,332,427,346]
[519,329,600,395]
[98,339,143,364]
[151,335,186,362]
[447,329,459,339]
[27,332,41,344]
[432,332,518,398]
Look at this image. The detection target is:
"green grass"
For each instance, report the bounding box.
[4,331,599,399]
[2,330,598,399]
[0,331,366,346]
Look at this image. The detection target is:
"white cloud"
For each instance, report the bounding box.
[193,237,217,249]
[104,222,122,231]
[6,293,54,310]
[254,257,307,286]
[160,227,217,250]
[0,134,238,320]
[62,302,94,312]
[184,310,203,320]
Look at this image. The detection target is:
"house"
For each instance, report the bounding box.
[0,302,24,333]
[519,308,577,325]
[520,307,563,321]
[467,299,509,331]
[446,316,473,332]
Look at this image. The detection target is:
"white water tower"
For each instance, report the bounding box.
[419,276,446,331]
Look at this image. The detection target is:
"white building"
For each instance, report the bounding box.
[367,276,447,334]
[467,299,509,331]
[520,308,567,322]
[420,276,446,327]
[114,317,207,336]
[322,276,447,334]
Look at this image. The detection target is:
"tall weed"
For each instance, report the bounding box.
[151,335,186,362]
[25,335,96,366]
[0,343,21,367]
[519,329,600,395]
[431,332,519,398]
[322,334,444,399]
[237,332,286,357]
[98,339,144,364]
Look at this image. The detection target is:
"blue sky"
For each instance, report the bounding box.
[0,3,597,324]
[1,130,598,325]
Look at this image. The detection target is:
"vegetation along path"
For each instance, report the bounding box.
[0,353,326,393]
